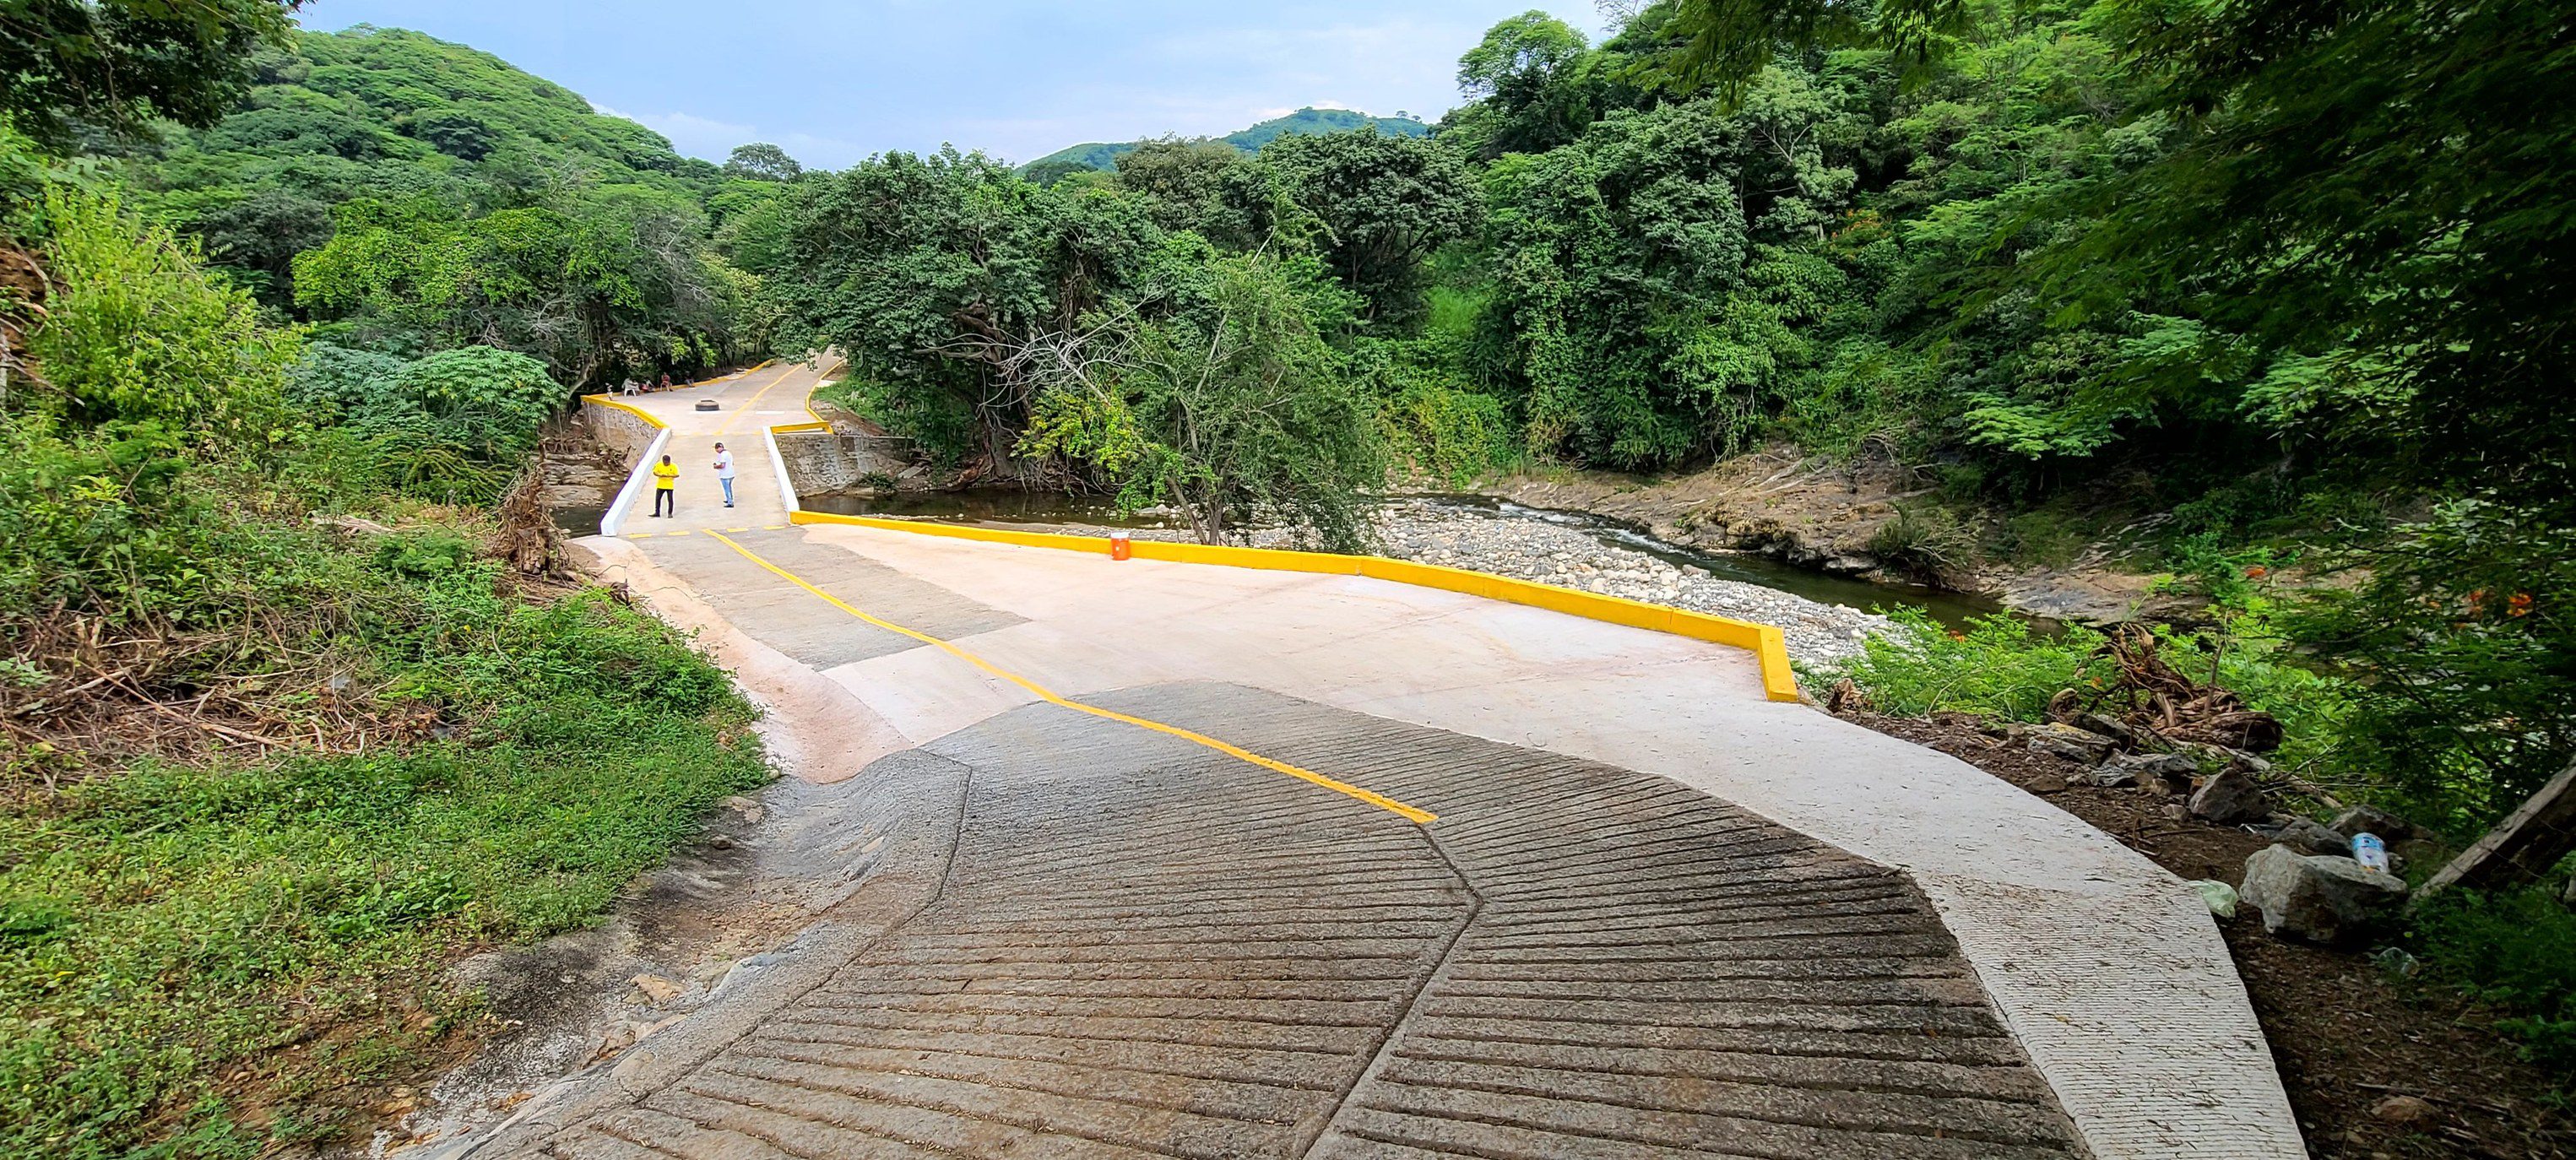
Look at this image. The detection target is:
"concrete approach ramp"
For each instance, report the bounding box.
[463,521,2303,1158]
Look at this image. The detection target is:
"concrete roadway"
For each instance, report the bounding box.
[478,380,2305,1157]
[612,359,832,533]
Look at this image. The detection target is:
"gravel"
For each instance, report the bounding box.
[1364,498,1894,665]
[1096,497,1895,666]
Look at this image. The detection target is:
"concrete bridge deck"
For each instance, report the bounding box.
[478,375,2304,1157]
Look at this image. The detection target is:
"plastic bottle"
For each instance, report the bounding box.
[2351,832,2389,873]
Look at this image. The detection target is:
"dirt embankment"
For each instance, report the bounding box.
[1847,710,2574,1160]
[1482,447,2190,624]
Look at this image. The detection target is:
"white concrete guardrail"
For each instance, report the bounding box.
[581,394,669,538]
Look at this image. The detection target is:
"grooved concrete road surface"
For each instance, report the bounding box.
[476,409,2303,1157]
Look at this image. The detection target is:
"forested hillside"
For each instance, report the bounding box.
[1021,106,1429,180]
[125,25,782,388]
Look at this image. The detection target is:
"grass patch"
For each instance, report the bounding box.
[0,562,769,1157]
[1811,607,2104,721]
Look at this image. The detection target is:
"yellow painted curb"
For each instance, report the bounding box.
[580,393,669,429]
[786,509,1802,702]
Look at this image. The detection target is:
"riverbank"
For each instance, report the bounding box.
[1369,497,1895,664]
[1477,451,2190,625]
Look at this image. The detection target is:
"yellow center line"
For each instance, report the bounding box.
[703,529,1437,825]
[709,363,803,440]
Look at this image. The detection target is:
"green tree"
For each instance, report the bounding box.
[1021,242,1386,548]
[1022,157,1099,187]
[1483,90,1859,466]
[768,147,1161,466]
[1110,136,1244,236]
[723,142,802,182]
[1235,130,1479,327]
[0,0,302,149]
[29,187,301,444]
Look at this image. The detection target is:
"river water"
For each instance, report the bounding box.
[800,489,2004,631]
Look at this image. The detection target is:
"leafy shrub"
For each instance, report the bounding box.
[284,343,407,420]
[366,345,560,462]
[2407,886,2576,1074]
[0,417,208,623]
[1817,608,2107,720]
[27,187,301,446]
[1380,371,1515,485]
[2284,496,2576,829]
[1868,501,1979,585]
[280,344,556,503]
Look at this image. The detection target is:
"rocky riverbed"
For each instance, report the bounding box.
[1368,498,1894,665]
[1092,497,1895,666]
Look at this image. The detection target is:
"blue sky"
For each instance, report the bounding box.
[304,2,1610,169]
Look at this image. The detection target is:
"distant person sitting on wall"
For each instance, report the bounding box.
[659,373,673,393]
[713,442,736,507]
[652,454,678,518]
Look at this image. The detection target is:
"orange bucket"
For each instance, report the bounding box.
[1109,532,1132,561]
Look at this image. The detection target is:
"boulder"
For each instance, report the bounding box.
[2096,751,2197,794]
[2329,804,2419,841]
[2080,762,2137,789]
[2274,816,2353,856]
[2189,768,2271,825]
[2238,844,2410,943]
[2027,722,2119,764]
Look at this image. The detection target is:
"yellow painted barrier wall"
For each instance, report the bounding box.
[580,393,668,430]
[787,507,1803,702]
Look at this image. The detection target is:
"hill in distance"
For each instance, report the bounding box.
[1025,106,1430,173]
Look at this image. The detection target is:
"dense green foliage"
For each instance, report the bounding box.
[1021,244,1388,545]
[127,25,775,386]
[1323,0,2569,838]
[1,571,765,1157]
[1023,106,1431,174]
[766,123,1477,545]
[0,0,301,149]
[0,34,773,1154]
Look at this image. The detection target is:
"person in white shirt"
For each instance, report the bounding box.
[712,442,736,507]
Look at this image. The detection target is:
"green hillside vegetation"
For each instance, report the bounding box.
[0,14,772,1156]
[1022,106,1429,176]
[126,25,784,387]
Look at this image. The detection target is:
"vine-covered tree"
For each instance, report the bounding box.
[1232,129,1479,327]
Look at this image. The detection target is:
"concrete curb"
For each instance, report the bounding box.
[583,393,668,539]
[789,507,1803,702]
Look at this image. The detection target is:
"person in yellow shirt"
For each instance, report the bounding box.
[651,454,678,518]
